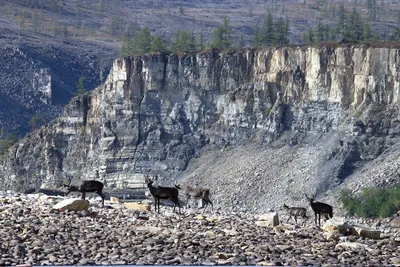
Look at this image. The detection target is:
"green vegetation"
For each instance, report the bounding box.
[265,106,272,117]
[7,0,400,59]
[254,10,289,46]
[120,27,153,57]
[28,113,46,130]
[339,185,400,218]
[0,129,18,160]
[75,76,87,96]
[171,30,197,54]
[212,16,234,50]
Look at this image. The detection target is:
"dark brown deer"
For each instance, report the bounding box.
[305,195,333,226]
[145,175,181,214]
[175,184,213,213]
[64,180,105,207]
[283,204,308,225]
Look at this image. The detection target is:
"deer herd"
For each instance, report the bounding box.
[64,175,333,226]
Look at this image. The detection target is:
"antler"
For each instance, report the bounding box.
[144,174,153,183]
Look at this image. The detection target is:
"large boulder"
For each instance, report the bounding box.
[351,224,381,240]
[322,217,350,234]
[123,202,151,211]
[53,199,89,211]
[256,212,280,227]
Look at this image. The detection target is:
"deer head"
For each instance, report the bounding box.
[305,194,316,202]
[174,184,181,190]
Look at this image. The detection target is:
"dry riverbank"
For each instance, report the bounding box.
[0,192,399,266]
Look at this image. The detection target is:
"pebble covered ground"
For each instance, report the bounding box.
[0,192,399,267]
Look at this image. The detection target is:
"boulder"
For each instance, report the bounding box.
[110,196,121,203]
[123,202,151,211]
[322,217,350,234]
[53,199,89,212]
[351,224,381,240]
[389,216,400,228]
[256,212,279,227]
[335,241,369,250]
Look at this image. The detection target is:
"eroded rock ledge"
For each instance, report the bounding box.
[1,46,400,207]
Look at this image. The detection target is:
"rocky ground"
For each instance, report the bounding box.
[0,192,399,267]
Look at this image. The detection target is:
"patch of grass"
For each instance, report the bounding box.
[265,106,272,117]
[354,110,362,118]
[339,185,400,218]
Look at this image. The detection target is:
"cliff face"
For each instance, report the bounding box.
[1,45,400,210]
[0,43,114,136]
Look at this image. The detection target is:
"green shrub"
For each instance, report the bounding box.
[339,185,400,218]
[0,131,19,160]
[265,106,272,117]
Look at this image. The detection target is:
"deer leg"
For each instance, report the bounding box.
[202,198,208,213]
[204,198,213,213]
[207,199,214,212]
[176,198,181,214]
[97,190,104,207]
[157,198,160,213]
[81,192,86,200]
[186,196,190,208]
[294,216,298,225]
[314,212,318,226]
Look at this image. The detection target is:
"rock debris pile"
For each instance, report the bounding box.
[0,192,399,266]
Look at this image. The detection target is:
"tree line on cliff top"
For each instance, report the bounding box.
[120,4,400,58]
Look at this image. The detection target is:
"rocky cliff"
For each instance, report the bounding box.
[1,45,400,212]
[0,42,115,136]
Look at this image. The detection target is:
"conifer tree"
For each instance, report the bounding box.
[134,26,153,54]
[348,8,363,41]
[260,11,275,45]
[212,16,233,50]
[253,24,262,46]
[316,23,325,42]
[363,21,372,41]
[75,76,87,96]
[171,30,196,53]
[151,36,166,53]
[199,32,205,51]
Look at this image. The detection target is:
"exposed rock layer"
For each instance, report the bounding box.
[1,45,400,211]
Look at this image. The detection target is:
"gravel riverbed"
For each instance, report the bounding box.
[0,192,399,266]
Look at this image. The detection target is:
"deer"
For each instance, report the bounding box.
[282,204,308,225]
[145,175,181,214]
[64,180,105,207]
[305,194,333,226]
[175,184,213,213]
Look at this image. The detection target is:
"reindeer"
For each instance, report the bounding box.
[283,204,308,225]
[175,184,213,213]
[145,175,181,214]
[305,194,333,226]
[64,180,105,207]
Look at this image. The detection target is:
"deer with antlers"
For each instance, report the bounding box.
[145,175,181,214]
[305,194,333,226]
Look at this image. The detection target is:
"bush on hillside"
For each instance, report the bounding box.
[340,185,400,218]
